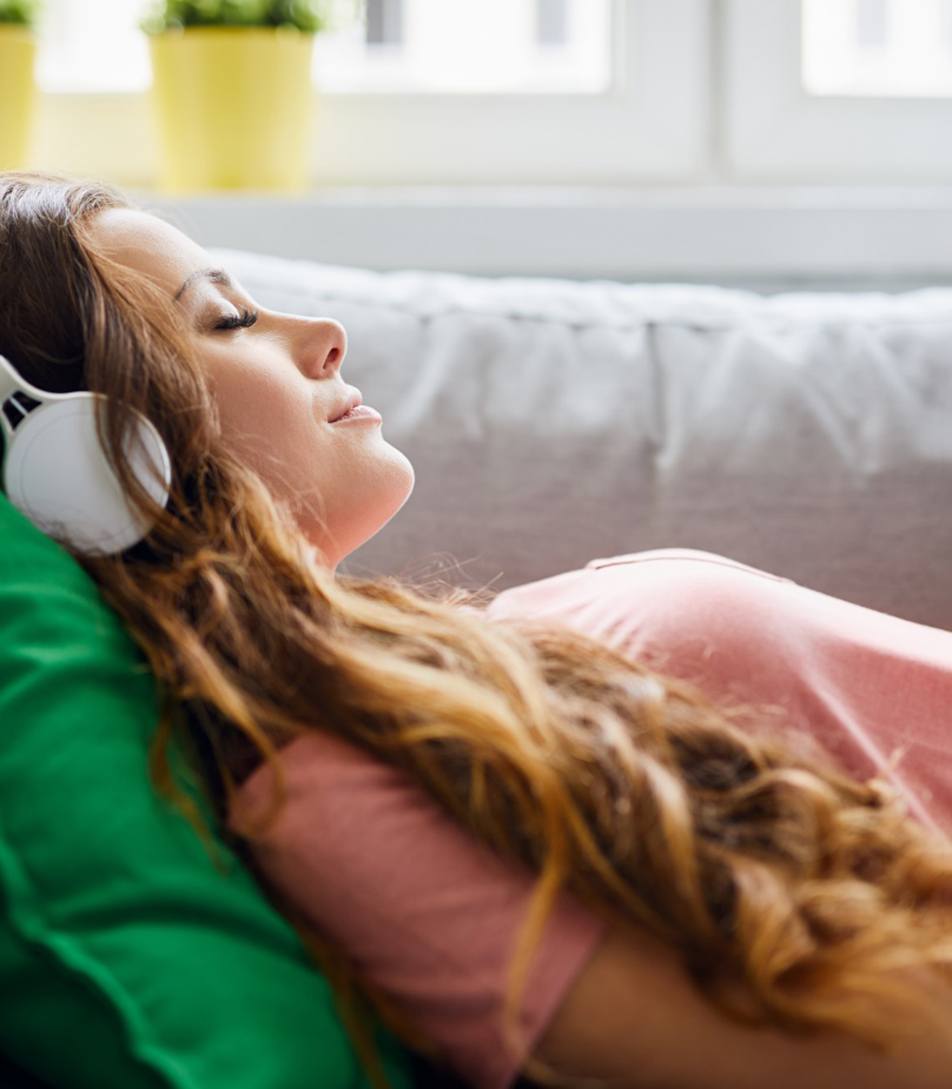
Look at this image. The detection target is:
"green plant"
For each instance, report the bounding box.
[0,0,40,27]
[139,0,364,34]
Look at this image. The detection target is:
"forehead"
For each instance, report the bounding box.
[87,207,211,297]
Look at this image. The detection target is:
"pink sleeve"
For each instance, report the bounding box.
[226,729,608,1089]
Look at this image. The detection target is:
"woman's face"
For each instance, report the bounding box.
[86,208,415,572]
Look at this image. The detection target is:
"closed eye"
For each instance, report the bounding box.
[215,307,259,331]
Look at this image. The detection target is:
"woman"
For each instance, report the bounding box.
[2,170,952,1089]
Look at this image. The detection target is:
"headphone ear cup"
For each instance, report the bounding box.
[2,392,172,556]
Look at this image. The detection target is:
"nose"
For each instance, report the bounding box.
[299,317,347,378]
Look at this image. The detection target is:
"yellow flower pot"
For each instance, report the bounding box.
[0,25,38,171]
[148,26,317,194]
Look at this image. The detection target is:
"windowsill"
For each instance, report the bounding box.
[121,183,952,289]
[128,182,952,208]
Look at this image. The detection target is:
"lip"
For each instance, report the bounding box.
[330,404,383,425]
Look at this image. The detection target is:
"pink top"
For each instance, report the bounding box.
[492,548,952,836]
[226,548,952,1089]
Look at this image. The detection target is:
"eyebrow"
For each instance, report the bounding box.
[174,266,235,302]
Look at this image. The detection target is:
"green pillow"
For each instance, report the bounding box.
[0,489,416,1089]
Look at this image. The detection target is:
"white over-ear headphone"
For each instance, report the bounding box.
[0,352,172,556]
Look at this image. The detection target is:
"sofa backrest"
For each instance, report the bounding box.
[212,248,952,632]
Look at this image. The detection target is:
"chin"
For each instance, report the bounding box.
[315,463,416,569]
[371,459,417,536]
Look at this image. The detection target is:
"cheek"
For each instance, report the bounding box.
[210,369,319,467]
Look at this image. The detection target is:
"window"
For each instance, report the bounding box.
[30,0,711,188]
[37,0,612,95]
[37,0,952,189]
[315,0,613,94]
[726,0,952,180]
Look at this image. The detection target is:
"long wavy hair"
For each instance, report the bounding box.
[3,169,952,1089]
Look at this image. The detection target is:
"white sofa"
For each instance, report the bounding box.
[211,248,952,634]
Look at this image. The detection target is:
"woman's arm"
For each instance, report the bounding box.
[227,728,610,1089]
[529,918,952,1089]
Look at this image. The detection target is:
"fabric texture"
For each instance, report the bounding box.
[227,729,608,1089]
[488,547,952,836]
[213,246,952,632]
[0,490,415,1089]
[227,546,952,1089]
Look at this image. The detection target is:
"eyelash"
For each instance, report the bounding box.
[215,307,259,331]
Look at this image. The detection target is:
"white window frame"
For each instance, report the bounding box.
[29,0,711,189]
[29,0,952,285]
[726,0,952,181]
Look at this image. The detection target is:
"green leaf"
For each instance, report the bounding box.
[0,0,41,28]
[139,0,364,34]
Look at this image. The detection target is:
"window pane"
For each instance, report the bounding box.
[37,0,151,92]
[313,0,614,94]
[802,0,952,97]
